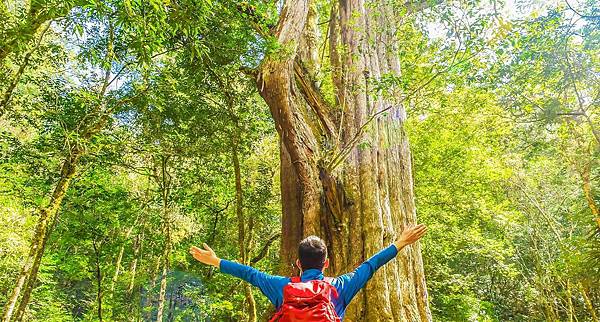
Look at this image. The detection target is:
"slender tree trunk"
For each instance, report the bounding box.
[232,138,257,322]
[111,224,136,293]
[580,282,599,322]
[2,23,119,318]
[566,280,574,322]
[155,262,169,322]
[156,155,172,322]
[2,145,82,322]
[579,161,600,229]
[128,232,142,294]
[93,240,104,322]
[256,0,431,320]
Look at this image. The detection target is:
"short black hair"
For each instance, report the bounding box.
[298,235,327,270]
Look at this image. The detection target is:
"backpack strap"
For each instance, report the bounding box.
[322,277,339,299]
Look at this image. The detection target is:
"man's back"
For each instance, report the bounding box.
[190,224,427,321]
[219,244,399,319]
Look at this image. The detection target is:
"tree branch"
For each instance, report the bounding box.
[250,233,281,265]
[293,60,337,141]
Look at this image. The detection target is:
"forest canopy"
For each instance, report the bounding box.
[0,0,599,321]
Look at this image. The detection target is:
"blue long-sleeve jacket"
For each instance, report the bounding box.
[219,244,399,320]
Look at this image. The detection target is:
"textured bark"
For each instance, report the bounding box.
[256,0,431,320]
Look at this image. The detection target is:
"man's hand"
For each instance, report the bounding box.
[190,243,221,267]
[394,224,427,250]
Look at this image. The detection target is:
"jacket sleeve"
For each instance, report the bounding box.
[335,244,399,305]
[220,259,289,307]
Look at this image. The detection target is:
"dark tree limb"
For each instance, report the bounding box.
[250,233,281,265]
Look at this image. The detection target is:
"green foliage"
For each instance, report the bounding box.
[1,0,599,321]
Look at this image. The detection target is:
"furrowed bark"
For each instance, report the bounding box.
[256,0,431,320]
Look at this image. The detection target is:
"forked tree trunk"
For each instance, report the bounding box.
[256,0,431,320]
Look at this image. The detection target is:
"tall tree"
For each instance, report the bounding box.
[252,0,432,320]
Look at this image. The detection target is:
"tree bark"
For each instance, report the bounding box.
[255,0,431,320]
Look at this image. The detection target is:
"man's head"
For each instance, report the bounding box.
[296,235,329,271]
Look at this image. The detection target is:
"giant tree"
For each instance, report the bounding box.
[246,0,437,320]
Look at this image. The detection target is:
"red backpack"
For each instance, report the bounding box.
[269,277,341,322]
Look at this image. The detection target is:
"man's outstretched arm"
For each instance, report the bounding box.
[190,243,287,306]
[336,224,428,305]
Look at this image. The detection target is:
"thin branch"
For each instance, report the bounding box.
[327,48,479,171]
[565,0,600,19]
[0,22,52,115]
[250,233,281,265]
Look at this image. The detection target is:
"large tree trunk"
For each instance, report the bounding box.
[256,0,431,320]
